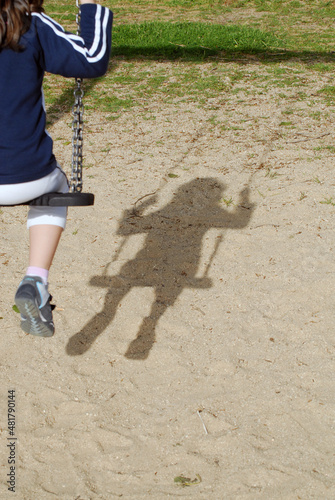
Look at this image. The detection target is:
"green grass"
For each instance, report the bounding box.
[112,22,285,60]
[46,0,335,53]
[320,197,335,206]
[43,0,335,114]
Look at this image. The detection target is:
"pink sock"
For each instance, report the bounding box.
[26,266,49,285]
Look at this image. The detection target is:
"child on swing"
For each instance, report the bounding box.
[0,0,113,336]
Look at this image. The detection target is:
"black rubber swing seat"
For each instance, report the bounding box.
[26,191,95,207]
[0,192,94,207]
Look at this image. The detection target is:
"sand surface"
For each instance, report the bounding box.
[1,60,335,498]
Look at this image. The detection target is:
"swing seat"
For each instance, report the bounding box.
[27,192,95,207]
[0,191,94,207]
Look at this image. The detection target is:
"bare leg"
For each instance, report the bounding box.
[14,224,63,337]
[29,225,63,270]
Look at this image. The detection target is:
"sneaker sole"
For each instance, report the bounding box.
[15,296,54,337]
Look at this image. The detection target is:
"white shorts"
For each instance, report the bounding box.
[0,166,69,229]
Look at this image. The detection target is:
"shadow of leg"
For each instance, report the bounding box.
[124,316,157,360]
[66,283,130,356]
[125,287,180,360]
[66,310,111,356]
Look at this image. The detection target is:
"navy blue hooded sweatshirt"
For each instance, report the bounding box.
[0,4,113,184]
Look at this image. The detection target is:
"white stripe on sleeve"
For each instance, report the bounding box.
[32,10,109,64]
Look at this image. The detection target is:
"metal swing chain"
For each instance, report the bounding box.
[70,0,84,193]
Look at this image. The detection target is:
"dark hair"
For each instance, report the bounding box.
[0,0,44,51]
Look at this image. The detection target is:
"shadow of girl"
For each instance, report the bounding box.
[66,177,254,359]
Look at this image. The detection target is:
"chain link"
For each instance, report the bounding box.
[70,0,84,193]
[70,79,84,192]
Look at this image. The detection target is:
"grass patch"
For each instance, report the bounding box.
[46,0,335,54]
[318,85,335,97]
[112,21,285,60]
[320,197,335,206]
[43,1,335,114]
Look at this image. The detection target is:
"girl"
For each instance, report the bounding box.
[0,0,113,336]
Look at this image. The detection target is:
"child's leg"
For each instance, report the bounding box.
[15,218,66,336]
[15,221,65,337]
[26,202,67,280]
[12,167,69,336]
[26,165,68,273]
[29,224,63,270]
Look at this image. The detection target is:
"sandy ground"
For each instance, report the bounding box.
[1,61,335,498]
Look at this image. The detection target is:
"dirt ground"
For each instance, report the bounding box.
[1,60,335,498]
